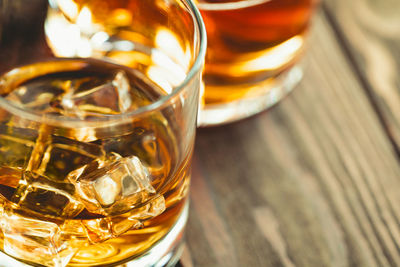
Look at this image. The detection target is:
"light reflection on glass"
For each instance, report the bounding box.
[52,0,79,19]
[46,5,99,57]
[76,7,94,34]
[147,50,186,94]
[154,28,191,72]
[205,36,303,79]
[243,36,303,72]
[145,28,190,94]
[45,14,82,57]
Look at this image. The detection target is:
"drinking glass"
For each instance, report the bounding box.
[0,0,206,266]
[197,0,319,126]
[45,0,318,127]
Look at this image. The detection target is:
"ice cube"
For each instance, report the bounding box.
[0,166,23,189]
[55,211,134,244]
[102,127,147,158]
[0,125,37,170]
[57,70,132,117]
[127,193,166,221]
[70,156,156,216]
[11,172,84,218]
[0,166,23,202]
[103,129,168,185]
[0,192,7,216]
[77,194,165,243]
[112,71,132,112]
[5,80,68,112]
[78,216,117,243]
[28,134,105,182]
[1,208,78,267]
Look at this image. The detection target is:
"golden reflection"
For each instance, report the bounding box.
[0,61,87,94]
[206,36,304,77]
[243,36,303,72]
[107,51,151,68]
[110,8,133,26]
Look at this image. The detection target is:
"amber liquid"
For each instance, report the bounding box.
[0,59,190,266]
[46,0,194,81]
[198,0,316,104]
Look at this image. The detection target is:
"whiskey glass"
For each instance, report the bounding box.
[0,0,206,266]
[45,0,318,127]
[197,0,319,126]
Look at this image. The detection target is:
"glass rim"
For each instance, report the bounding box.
[0,0,207,128]
[197,0,270,10]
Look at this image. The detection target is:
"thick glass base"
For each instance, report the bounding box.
[0,203,188,267]
[198,65,303,127]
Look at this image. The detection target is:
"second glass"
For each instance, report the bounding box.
[45,0,318,127]
[196,0,318,126]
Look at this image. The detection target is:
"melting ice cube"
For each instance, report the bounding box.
[1,208,78,267]
[76,194,165,243]
[103,129,168,184]
[0,125,37,170]
[0,166,21,192]
[11,172,84,218]
[5,80,67,112]
[27,134,105,182]
[58,71,132,118]
[70,156,156,216]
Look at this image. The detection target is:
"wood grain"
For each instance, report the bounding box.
[323,0,400,152]
[185,11,400,267]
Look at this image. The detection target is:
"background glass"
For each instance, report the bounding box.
[197,0,318,126]
[45,0,318,127]
[0,0,206,266]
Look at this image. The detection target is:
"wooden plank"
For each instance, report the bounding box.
[323,0,400,152]
[185,11,400,267]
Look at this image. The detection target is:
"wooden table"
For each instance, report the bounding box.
[182,1,400,266]
[2,0,400,266]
